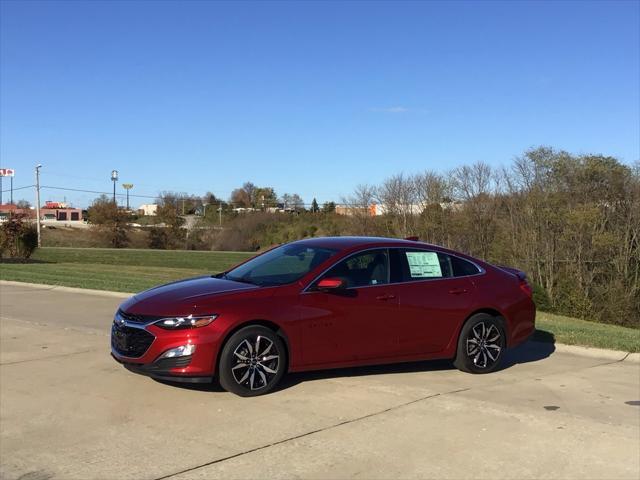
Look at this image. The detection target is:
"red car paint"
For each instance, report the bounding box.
[111,237,535,381]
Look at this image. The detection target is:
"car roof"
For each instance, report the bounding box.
[290,236,437,251]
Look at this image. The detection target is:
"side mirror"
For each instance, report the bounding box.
[317,277,346,291]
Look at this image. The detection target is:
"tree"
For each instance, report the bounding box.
[322,201,336,213]
[254,187,278,209]
[87,195,130,248]
[154,193,186,248]
[0,213,38,259]
[230,188,251,208]
[342,184,377,234]
[242,182,257,204]
[311,198,319,213]
[16,200,31,209]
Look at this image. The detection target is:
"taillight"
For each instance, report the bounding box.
[519,279,533,297]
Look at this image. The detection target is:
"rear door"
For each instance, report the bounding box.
[391,248,479,355]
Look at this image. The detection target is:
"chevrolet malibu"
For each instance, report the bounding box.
[111,236,535,396]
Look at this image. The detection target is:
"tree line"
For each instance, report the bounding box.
[341,147,639,327]
[82,146,638,327]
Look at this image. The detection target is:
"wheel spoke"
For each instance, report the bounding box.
[473,350,482,366]
[486,347,497,361]
[232,363,248,371]
[259,363,277,374]
[257,368,268,386]
[241,339,253,355]
[234,352,248,361]
[238,368,250,383]
[249,370,256,390]
[255,336,261,356]
[258,341,273,357]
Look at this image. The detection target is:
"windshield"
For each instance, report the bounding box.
[223,244,339,287]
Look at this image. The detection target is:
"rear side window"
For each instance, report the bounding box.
[391,249,480,282]
[450,255,481,277]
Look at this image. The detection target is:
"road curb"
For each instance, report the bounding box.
[539,341,638,363]
[0,280,132,299]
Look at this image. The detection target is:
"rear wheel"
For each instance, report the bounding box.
[218,325,286,397]
[454,313,505,374]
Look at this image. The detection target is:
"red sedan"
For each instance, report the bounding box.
[111,237,535,396]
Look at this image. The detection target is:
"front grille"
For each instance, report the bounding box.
[118,310,160,324]
[111,323,155,358]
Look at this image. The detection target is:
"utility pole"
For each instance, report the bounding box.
[111,170,118,204]
[122,183,133,210]
[10,176,13,204]
[219,201,222,226]
[35,164,42,247]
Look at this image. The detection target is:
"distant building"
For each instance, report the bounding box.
[137,204,158,216]
[0,204,36,221]
[41,201,83,222]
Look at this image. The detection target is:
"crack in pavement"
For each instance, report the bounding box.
[152,355,634,480]
[152,387,471,480]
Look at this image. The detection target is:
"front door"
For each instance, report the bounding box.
[298,249,399,367]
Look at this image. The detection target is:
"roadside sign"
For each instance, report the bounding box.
[0,168,15,177]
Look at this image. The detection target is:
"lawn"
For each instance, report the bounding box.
[535,311,639,353]
[2,247,638,352]
[0,247,254,293]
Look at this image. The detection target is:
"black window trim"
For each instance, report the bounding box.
[302,246,485,293]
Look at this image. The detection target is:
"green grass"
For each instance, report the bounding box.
[2,247,638,352]
[535,311,639,353]
[0,247,254,292]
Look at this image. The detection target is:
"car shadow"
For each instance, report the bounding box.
[154,329,556,394]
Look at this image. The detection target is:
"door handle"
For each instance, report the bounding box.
[448,288,468,295]
[376,294,396,301]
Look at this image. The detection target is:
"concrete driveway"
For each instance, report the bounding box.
[1,283,638,480]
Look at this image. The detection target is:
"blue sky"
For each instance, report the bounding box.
[1,0,638,208]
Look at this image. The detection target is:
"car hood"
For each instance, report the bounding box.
[120,275,259,316]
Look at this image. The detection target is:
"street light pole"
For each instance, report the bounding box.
[35,164,42,247]
[111,170,118,204]
[122,183,133,210]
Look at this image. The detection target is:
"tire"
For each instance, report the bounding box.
[454,313,506,374]
[218,325,287,397]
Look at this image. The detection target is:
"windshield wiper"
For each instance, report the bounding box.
[225,275,257,286]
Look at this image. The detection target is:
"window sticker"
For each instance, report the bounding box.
[406,251,442,278]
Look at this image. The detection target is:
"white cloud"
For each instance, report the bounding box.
[370,106,410,113]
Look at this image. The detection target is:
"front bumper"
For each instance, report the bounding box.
[110,314,224,381]
[111,353,212,383]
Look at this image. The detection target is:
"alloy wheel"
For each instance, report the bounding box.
[231,335,280,391]
[466,322,502,369]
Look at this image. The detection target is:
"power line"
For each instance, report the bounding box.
[1,184,34,193]
[37,184,335,207]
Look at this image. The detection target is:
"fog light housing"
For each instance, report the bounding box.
[159,344,196,359]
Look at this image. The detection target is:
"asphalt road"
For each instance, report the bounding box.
[1,282,639,480]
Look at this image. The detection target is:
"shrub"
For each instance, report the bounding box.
[0,213,38,260]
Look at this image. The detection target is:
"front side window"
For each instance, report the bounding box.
[223,244,338,287]
[318,249,389,288]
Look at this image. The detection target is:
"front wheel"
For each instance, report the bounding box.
[218,325,287,397]
[454,314,506,374]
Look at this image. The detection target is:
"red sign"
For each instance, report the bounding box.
[0,168,15,177]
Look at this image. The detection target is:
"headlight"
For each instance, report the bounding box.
[154,314,218,330]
